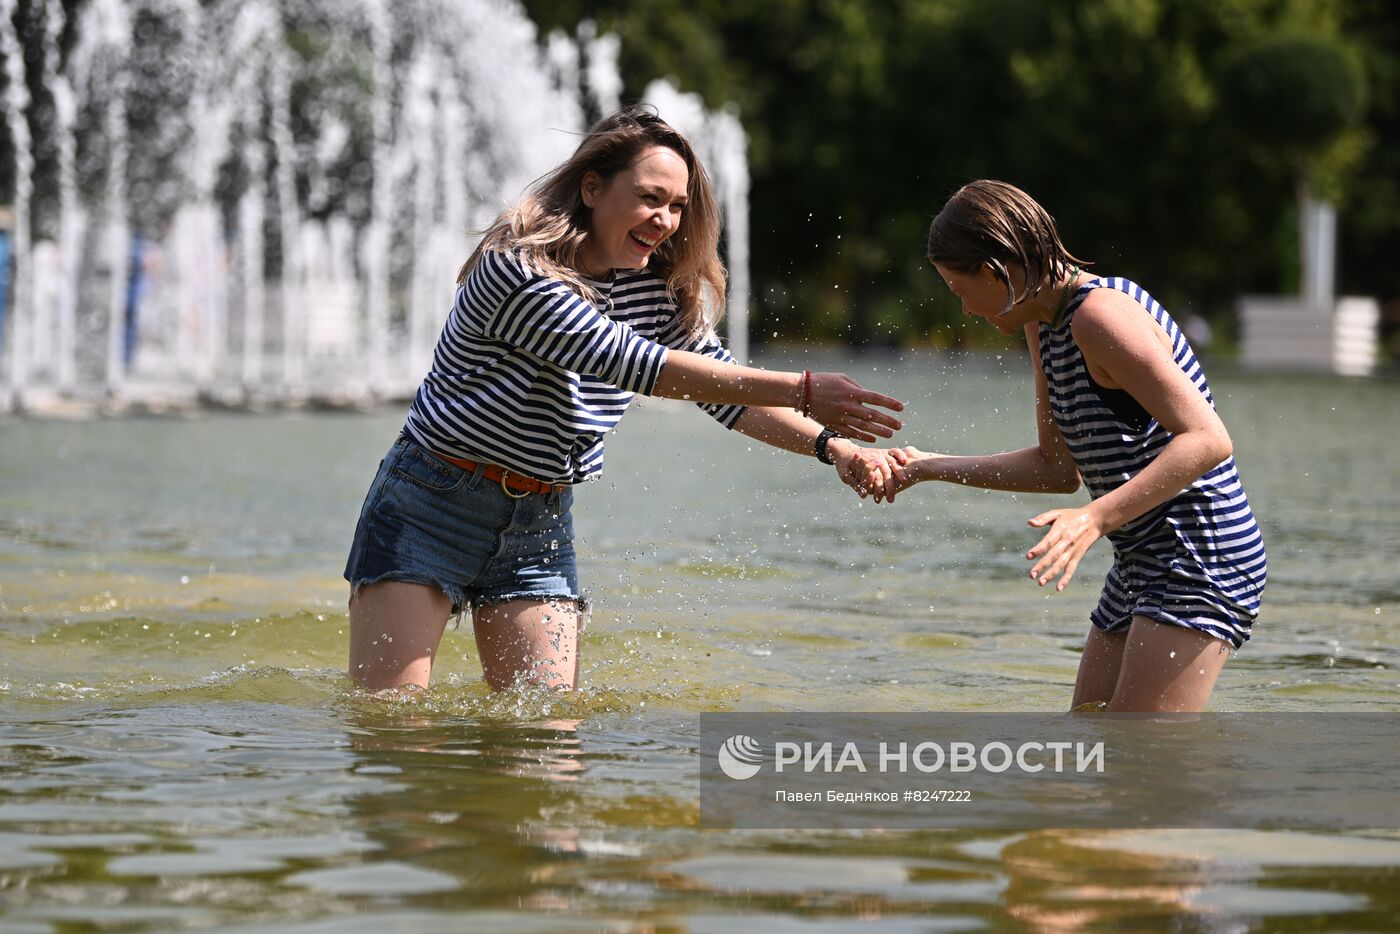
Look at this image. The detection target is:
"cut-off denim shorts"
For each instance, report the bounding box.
[344,433,581,615]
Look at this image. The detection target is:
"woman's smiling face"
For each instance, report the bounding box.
[578,145,689,277]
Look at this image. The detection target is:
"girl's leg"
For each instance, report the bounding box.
[472,598,580,691]
[348,581,453,690]
[1071,625,1128,710]
[1106,615,1232,713]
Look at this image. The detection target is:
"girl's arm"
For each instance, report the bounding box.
[730,405,902,501]
[1025,290,1233,590]
[892,326,1080,494]
[651,349,904,443]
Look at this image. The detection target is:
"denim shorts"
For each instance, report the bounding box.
[344,433,580,614]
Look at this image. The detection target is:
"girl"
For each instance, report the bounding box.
[345,108,904,693]
[874,180,1266,712]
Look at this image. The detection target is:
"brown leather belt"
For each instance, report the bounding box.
[435,452,567,499]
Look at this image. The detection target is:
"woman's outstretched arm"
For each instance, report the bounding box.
[651,349,904,443]
[729,405,902,502]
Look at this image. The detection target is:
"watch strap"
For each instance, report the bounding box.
[815,427,843,465]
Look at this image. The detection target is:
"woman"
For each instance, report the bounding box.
[346,108,905,693]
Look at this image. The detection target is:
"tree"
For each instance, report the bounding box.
[522,0,1396,351]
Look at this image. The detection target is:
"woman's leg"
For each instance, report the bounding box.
[1106,615,1232,713]
[472,598,581,691]
[348,581,453,690]
[1071,625,1128,710]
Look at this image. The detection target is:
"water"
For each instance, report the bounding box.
[3,353,1400,929]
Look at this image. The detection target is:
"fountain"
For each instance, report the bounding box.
[0,0,750,415]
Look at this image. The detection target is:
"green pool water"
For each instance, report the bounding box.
[2,351,1398,930]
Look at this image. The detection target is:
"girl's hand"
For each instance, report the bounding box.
[1026,506,1103,591]
[807,373,904,442]
[886,446,930,467]
[834,443,902,503]
[886,447,942,492]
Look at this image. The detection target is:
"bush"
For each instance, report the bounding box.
[1217,34,1367,157]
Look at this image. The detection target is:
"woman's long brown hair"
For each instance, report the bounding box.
[459,108,727,338]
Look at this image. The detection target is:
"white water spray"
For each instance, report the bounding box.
[0,0,750,412]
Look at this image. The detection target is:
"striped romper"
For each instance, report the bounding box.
[1040,278,1267,648]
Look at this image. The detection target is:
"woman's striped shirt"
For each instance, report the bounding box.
[1039,278,1267,647]
[403,249,746,485]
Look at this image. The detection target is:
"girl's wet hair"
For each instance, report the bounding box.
[927,180,1090,316]
[460,107,726,339]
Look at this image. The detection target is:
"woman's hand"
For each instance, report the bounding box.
[807,373,904,442]
[1026,506,1104,592]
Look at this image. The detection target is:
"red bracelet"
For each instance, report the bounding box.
[801,370,812,418]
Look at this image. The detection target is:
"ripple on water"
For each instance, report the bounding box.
[2,375,1398,929]
[1070,829,1400,867]
[284,861,460,896]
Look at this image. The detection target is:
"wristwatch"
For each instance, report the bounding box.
[815,427,844,465]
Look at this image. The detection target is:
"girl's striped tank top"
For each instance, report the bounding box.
[1038,278,1267,646]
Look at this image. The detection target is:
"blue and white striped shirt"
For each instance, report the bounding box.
[1040,278,1267,646]
[404,249,745,484]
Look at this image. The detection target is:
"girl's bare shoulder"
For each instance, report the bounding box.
[1071,287,1147,344]
[1071,285,1175,379]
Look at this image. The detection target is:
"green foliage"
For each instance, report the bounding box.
[522,0,1398,350]
[1333,0,1400,309]
[5,0,1393,349]
[1217,33,1367,157]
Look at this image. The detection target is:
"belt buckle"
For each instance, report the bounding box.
[498,469,532,499]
